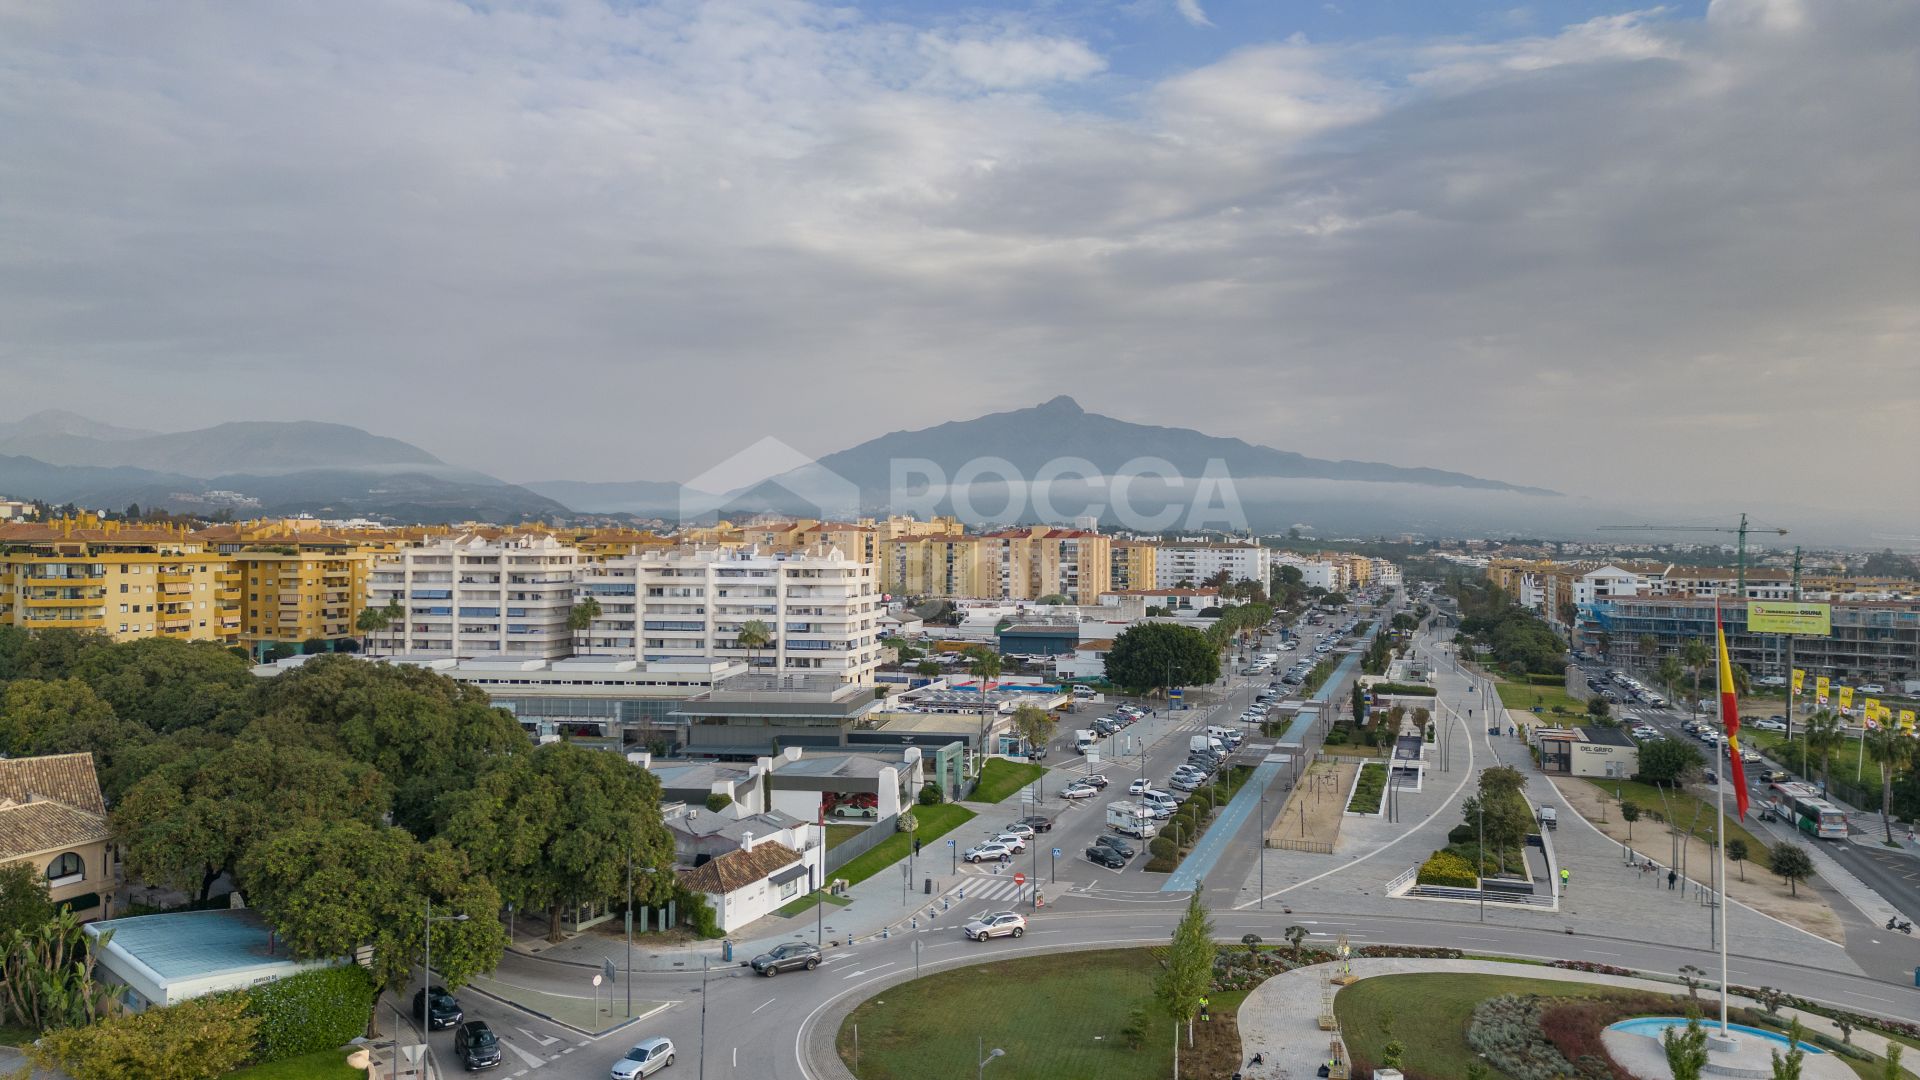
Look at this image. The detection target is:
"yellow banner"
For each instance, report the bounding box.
[1900,709,1916,731]
[1864,697,1881,716]
[1747,602,1833,635]
[1791,668,1805,693]
[1838,686,1854,712]
[1815,676,1830,702]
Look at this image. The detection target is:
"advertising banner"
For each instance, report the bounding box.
[1746,602,1832,635]
[1791,668,1805,694]
[1837,685,1854,714]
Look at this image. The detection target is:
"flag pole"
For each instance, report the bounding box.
[1714,596,1730,1037]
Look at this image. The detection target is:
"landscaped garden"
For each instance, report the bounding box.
[1494,677,1583,717]
[971,758,1048,804]
[1347,762,1387,814]
[220,1047,364,1079]
[1580,778,1773,872]
[833,803,976,885]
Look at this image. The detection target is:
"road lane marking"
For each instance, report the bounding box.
[751,998,776,1014]
[842,962,897,979]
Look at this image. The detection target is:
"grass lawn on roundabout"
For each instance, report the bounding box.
[220,1048,364,1079]
[1336,973,1631,1080]
[838,949,1241,1080]
[972,759,1049,804]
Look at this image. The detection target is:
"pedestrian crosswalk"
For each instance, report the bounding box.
[944,874,1033,904]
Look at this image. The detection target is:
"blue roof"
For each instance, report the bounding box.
[87,909,289,980]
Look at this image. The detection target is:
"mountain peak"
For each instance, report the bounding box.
[1034,395,1084,415]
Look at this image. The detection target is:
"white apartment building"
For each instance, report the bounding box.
[579,544,881,685]
[1274,554,1343,592]
[368,534,580,659]
[1152,541,1271,590]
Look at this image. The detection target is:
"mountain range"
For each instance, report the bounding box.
[0,400,1557,529]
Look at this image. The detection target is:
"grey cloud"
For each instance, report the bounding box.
[0,0,1913,517]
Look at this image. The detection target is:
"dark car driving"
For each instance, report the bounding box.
[1016,815,1056,833]
[412,986,462,1030]
[455,1021,502,1071]
[750,941,821,976]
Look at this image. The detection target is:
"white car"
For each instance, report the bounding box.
[1750,718,1787,732]
[1060,783,1099,800]
[611,1037,675,1079]
[991,832,1029,853]
[962,911,1027,941]
[963,842,1013,863]
[1129,778,1153,795]
[1860,683,1885,694]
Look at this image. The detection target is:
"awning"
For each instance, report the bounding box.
[769,864,810,887]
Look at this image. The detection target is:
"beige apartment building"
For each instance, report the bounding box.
[882,535,991,598]
[1110,541,1158,593]
[0,519,239,643]
[982,527,1112,605]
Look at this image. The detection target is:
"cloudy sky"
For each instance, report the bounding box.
[2,0,1915,513]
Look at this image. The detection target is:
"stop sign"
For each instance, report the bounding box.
[1014,872,1026,886]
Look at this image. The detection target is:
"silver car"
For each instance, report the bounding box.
[962,911,1028,941]
[611,1037,675,1079]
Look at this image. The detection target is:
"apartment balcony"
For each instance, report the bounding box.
[158,571,193,584]
[28,574,105,587]
[217,588,242,602]
[23,613,104,629]
[23,592,108,607]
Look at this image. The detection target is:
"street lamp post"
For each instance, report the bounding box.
[977,1039,1005,1080]
[422,901,470,1074]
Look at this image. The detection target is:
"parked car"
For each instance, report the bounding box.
[963,842,1013,863]
[413,986,463,1030]
[1093,834,1136,859]
[1000,822,1036,839]
[1082,774,1110,789]
[1170,776,1200,792]
[1086,845,1127,869]
[991,832,1029,853]
[1016,815,1055,832]
[963,911,1028,941]
[1751,718,1787,732]
[750,942,822,976]
[1128,778,1153,795]
[1060,783,1099,799]
[455,1021,502,1071]
[611,1037,676,1079]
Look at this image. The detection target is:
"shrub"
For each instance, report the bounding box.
[704,792,733,812]
[1465,994,1581,1080]
[243,966,375,1063]
[1417,850,1478,888]
[1348,763,1388,813]
[1324,728,1349,745]
[675,885,724,939]
[1148,836,1177,861]
[34,994,259,1080]
[1144,855,1178,873]
[1447,822,1477,846]
[918,782,942,806]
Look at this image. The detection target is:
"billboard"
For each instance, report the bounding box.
[1747,602,1832,635]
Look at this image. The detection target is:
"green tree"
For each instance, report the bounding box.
[1770,1016,1805,1080]
[0,862,53,939]
[1036,593,1070,605]
[1155,889,1216,1046]
[114,740,391,902]
[31,993,259,1080]
[1010,704,1055,756]
[1865,723,1917,844]
[964,645,1001,689]
[1637,738,1705,787]
[1883,1043,1903,1080]
[914,659,941,680]
[1681,639,1711,716]
[736,619,773,670]
[1103,623,1219,698]
[1727,838,1749,882]
[1664,1010,1710,1080]
[68,637,255,734]
[0,678,114,755]
[1659,655,1686,700]
[354,604,392,656]
[0,909,116,1032]
[1800,711,1846,790]
[1770,842,1814,895]
[568,597,603,656]
[1587,695,1611,720]
[1638,633,1658,663]
[439,742,675,942]
[239,818,506,1015]
[1620,801,1641,840]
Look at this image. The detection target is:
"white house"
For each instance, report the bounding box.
[675,835,811,933]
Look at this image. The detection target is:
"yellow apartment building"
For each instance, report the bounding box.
[1111,541,1158,593]
[883,535,991,598]
[982,527,1112,605]
[0,518,239,643]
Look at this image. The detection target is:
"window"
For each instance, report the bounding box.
[779,876,801,900]
[47,851,84,882]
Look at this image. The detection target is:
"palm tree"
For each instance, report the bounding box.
[737,619,773,671]
[1864,724,1916,844]
[1681,639,1711,717]
[1637,633,1658,668]
[1801,710,1846,790]
[354,606,391,657]
[1658,655,1685,701]
[568,597,602,656]
[1596,631,1612,661]
[965,646,1004,764]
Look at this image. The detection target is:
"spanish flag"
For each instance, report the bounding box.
[1716,600,1749,819]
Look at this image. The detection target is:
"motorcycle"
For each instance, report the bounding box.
[1887,917,1912,934]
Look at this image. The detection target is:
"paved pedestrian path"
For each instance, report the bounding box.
[1236,957,1904,1080]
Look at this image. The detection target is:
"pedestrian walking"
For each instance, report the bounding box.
[1559,867,1571,891]
[1668,869,1678,890]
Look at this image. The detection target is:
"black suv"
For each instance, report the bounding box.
[455,1021,502,1071]
[749,941,822,976]
[413,986,463,1030]
[1092,834,1135,859]
[1016,815,1055,833]
[1086,845,1127,869]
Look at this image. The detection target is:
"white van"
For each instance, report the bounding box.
[1204,726,1242,748]
[1106,801,1159,838]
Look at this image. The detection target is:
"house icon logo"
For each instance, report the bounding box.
[679,436,861,524]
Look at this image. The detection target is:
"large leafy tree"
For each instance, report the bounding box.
[0,678,156,799]
[1636,738,1704,787]
[68,638,255,734]
[248,656,528,836]
[239,819,506,1010]
[1105,623,1220,697]
[0,862,53,938]
[1010,704,1056,755]
[439,743,675,941]
[0,626,98,683]
[114,740,391,902]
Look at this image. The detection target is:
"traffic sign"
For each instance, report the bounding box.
[602,958,616,983]
[1014,872,1026,885]
[1052,848,1061,858]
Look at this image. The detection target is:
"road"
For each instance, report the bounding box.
[406,592,1920,1079]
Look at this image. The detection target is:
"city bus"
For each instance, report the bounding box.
[1767,781,1848,840]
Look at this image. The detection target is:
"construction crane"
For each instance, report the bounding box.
[1598,513,1788,594]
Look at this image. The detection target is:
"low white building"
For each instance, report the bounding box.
[85,909,345,1012]
[675,835,811,934]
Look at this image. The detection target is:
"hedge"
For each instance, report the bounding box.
[244,966,375,1064]
[1347,763,1387,814]
[1148,836,1177,861]
[1370,682,1437,696]
[1417,849,1479,888]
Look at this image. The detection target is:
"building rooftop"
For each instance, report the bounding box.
[676,841,804,894]
[1580,725,1638,748]
[773,752,914,779]
[85,909,293,981]
[0,753,107,816]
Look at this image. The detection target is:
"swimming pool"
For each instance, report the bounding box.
[1607,1017,1825,1053]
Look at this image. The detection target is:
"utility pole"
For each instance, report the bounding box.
[1784,547,1801,746]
